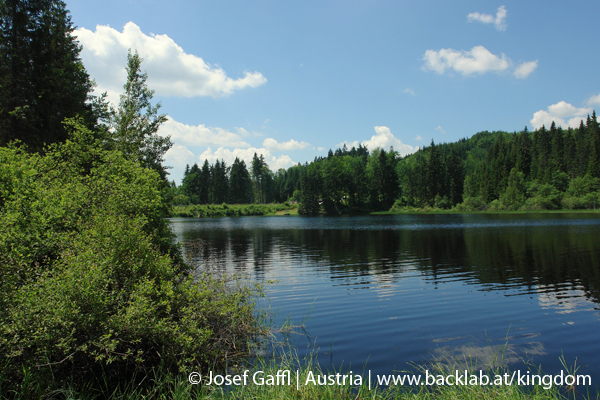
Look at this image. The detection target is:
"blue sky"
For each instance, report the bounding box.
[67,0,600,184]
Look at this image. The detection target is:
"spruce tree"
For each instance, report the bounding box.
[0,0,100,150]
[229,157,251,204]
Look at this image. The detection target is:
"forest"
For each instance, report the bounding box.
[172,116,600,214]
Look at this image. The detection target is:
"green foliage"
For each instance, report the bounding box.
[502,168,526,210]
[0,120,262,395]
[229,157,252,203]
[172,202,296,217]
[0,0,103,151]
[111,50,171,180]
[298,163,322,214]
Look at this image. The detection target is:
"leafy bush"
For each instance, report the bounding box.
[523,182,562,210]
[456,196,488,211]
[0,120,263,395]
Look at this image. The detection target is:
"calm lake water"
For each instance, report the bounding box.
[169,213,600,382]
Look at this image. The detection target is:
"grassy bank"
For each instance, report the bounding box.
[199,356,583,400]
[18,351,589,399]
[170,202,298,218]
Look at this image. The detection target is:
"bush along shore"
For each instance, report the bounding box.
[171,202,298,218]
[0,122,268,398]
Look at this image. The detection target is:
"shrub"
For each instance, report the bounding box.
[0,120,263,395]
[457,196,487,211]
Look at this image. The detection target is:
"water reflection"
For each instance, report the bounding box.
[170,214,600,380]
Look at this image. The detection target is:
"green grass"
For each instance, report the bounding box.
[37,352,585,399]
[170,203,298,218]
[199,350,591,400]
[3,336,594,399]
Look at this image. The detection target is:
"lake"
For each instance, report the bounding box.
[169,213,600,383]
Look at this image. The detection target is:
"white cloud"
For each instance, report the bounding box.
[271,155,296,171]
[263,138,311,150]
[586,93,600,106]
[337,126,416,156]
[423,46,510,76]
[530,101,592,129]
[415,135,424,141]
[514,60,538,79]
[198,147,296,171]
[423,45,537,78]
[159,117,251,148]
[76,22,266,102]
[467,5,507,31]
[404,88,416,96]
[164,144,195,170]
[435,125,446,134]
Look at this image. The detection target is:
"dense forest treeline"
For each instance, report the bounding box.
[172,115,600,214]
[171,152,304,205]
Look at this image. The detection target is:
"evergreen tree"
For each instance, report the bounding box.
[564,128,576,178]
[251,153,270,203]
[210,159,229,203]
[551,124,565,173]
[229,157,252,203]
[445,148,464,205]
[587,111,600,178]
[298,163,321,214]
[575,120,588,177]
[0,0,101,150]
[426,140,442,201]
[181,163,200,204]
[199,159,210,203]
[515,127,532,177]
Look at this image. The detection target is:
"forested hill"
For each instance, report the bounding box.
[398,113,600,212]
[172,112,600,214]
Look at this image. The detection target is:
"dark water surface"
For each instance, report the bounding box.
[169,213,600,381]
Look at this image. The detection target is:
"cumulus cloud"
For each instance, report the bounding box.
[75,22,266,102]
[514,60,538,79]
[337,126,416,156]
[198,147,296,171]
[163,144,196,170]
[423,45,537,78]
[586,92,600,106]
[530,101,592,129]
[404,88,416,96]
[423,46,510,76]
[415,135,424,141]
[159,117,251,148]
[467,5,507,31]
[435,126,446,134]
[263,138,312,150]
